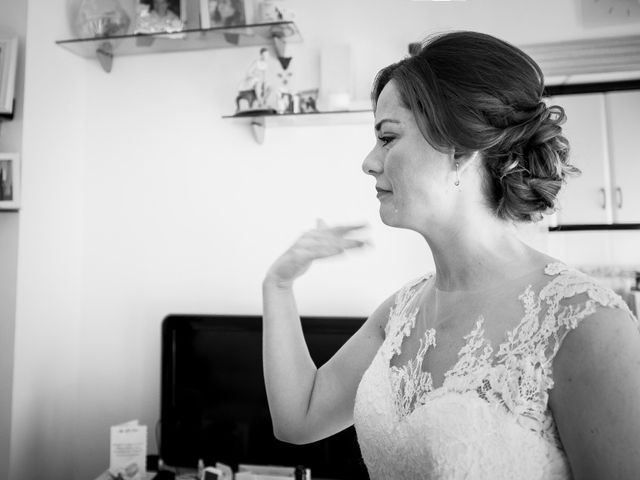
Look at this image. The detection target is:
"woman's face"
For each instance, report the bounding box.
[153,0,169,15]
[217,0,236,19]
[362,81,455,232]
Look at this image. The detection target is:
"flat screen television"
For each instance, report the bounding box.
[160,314,370,479]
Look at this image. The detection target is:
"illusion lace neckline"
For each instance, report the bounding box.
[387,262,563,418]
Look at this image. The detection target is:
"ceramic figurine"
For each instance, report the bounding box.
[235,47,272,112]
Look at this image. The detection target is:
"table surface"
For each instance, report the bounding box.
[94,472,156,480]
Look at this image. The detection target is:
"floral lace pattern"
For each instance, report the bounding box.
[389,328,436,418]
[353,262,638,479]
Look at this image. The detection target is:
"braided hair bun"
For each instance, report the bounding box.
[484,102,578,222]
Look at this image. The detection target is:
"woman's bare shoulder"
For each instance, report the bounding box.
[549,305,640,478]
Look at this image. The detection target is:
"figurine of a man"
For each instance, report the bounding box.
[235,48,271,112]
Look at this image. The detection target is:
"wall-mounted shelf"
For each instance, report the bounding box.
[55,21,301,72]
[223,109,373,143]
[549,223,640,232]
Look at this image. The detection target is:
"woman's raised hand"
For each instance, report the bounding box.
[265,219,369,287]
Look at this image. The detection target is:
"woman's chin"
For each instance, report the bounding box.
[379,206,399,227]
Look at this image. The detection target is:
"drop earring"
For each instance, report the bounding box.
[454,162,460,187]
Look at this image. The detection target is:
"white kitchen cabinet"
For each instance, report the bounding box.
[606,90,640,223]
[550,89,640,226]
[550,93,610,224]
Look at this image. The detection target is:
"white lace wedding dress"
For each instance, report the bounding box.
[353,263,638,479]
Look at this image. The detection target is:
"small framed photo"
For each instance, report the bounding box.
[0,36,18,117]
[135,0,185,34]
[200,0,253,29]
[0,153,20,210]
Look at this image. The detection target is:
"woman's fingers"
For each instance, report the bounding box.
[342,238,368,249]
[315,218,368,235]
[301,222,370,254]
[267,220,371,285]
[293,237,368,263]
[311,220,369,242]
[330,224,369,234]
[315,218,329,230]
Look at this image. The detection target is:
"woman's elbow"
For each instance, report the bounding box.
[272,423,312,445]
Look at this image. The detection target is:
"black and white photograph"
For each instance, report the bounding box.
[0,153,20,210]
[200,0,250,29]
[0,36,18,116]
[6,1,640,480]
[134,0,185,34]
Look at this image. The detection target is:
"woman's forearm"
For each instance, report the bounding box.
[262,277,317,441]
[261,221,368,442]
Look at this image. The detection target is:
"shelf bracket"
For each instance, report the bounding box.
[95,41,114,73]
[272,36,292,70]
[251,117,266,144]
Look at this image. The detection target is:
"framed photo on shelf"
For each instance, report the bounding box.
[199,0,254,29]
[134,0,186,34]
[0,153,20,210]
[0,36,18,117]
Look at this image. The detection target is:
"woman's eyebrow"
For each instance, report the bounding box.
[374,118,401,132]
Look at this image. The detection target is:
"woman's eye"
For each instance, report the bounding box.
[378,135,394,146]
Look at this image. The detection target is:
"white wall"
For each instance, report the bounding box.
[10,1,640,478]
[9,0,87,478]
[0,1,27,479]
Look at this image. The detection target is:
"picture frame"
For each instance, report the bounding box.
[0,36,18,117]
[134,0,186,34]
[0,153,20,211]
[199,0,254,29]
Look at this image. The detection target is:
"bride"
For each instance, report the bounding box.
[261,31,640,479]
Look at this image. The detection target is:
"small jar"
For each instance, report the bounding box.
[294,465,310,480]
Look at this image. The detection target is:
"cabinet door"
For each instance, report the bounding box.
[606,90,640,223]
[550,93,612,225]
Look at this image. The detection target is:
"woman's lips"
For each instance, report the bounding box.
[376,187,392,199]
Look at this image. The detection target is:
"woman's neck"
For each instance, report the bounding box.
[424,214,548,292]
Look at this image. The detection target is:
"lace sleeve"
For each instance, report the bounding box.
[541,265,639,364]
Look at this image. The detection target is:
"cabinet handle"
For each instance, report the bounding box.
[616,187,623,209]
[599,188,606,210]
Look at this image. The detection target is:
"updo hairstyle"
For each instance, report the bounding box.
[371,31,580,222]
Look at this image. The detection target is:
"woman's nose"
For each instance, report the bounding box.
[362,147,382,176]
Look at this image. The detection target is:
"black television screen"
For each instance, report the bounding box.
[160,314,370,479]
